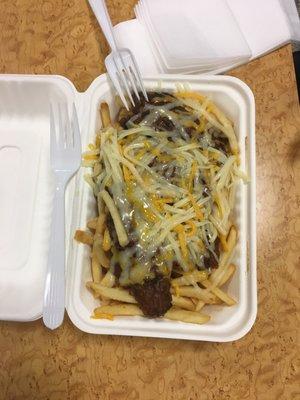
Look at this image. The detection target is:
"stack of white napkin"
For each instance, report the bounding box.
[113,0,300,75]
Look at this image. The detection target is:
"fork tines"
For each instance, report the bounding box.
[105,48,148,111]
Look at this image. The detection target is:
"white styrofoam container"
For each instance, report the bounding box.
[0,73,256,341]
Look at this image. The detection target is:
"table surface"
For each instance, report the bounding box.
[0,1,299,399]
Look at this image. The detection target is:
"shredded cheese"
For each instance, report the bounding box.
[80,90,244,289]
[188,193,204,220]
[185,220,196,237]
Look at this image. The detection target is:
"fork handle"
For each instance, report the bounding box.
[43,182,66,329]
[88,0,117,51]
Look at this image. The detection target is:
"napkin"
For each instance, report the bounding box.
[112,0,300,76]
[136,0,251,70]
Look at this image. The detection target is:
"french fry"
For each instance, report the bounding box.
[100,102,111,128]
[102,228,112,251]
[99,297,112,306]
[201,280,236,306]
[92,236,110,269]
[218,263,236,287]
[97,192,104,216]
[100,270,116,288]
[165,308,210,324]
[100,190,129,247]
[74,230,94,245]
[219,233,229,252]
[113,122,122,131]
[210,225,237,286]
[171,270,208,287]
[88,284,137,304]
[171,286,217,304]
[93,162,102,178]
[91,257,101,283]
[171,295,195,311]
[93,304,210,325]
[92,312,114,320]
[86,280,100,299]
[94,304,143,317]
[95,213,106,235]
[220,225,237,267]
[91,213,110,270]
[195,300,205,311]
[87,218,98,230]
[93,293,197,312]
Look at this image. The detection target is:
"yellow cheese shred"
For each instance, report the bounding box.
[188,193,204,220]
[83,154,98,160]
[92,313,114,321]
[185,220,196,237]
[153,196,174,211]
[198,239,205,251]
[151,148,161,157]
[174,225,188,259]
[122,165,132,183]
[197,117,206,133]
[176,91,205,103]
[135,148,147,160]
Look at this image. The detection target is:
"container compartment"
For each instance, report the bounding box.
[0,75,76,321]
[66,74,256,341]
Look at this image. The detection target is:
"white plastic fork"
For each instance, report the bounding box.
[43,103,81,330]
[88,0,148,110]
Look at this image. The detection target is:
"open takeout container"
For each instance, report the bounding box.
[0,73,256,341]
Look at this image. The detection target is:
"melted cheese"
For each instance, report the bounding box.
[83,90,242,286]
[188,193,204,220]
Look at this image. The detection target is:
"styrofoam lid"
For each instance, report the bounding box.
[0,75,76,321]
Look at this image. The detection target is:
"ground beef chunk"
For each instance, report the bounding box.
[153,116,175,132]
[117,91,178,128]
[133,109,150,125]
[132,91,175,112]
[106,214,122,251]
[214,136,229,153]
[209,128,229,153]
[151,100,169,106]
[113,263,122,279]
[168,165,176,179]
[171,270,182,279]
[203,238,221,269]
[148,157,157,167]
[125,239,136,248]
[147,92,176,106]
[129,275,172,317]
[215,237,221,258]
[203,253,217,270]
[185,126,196,137]
[118,114,131,129]
[147,91,173,101]
[172,105,188,114]
[131,94,146,114]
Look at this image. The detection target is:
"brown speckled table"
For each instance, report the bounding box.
[0,1,299,399]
